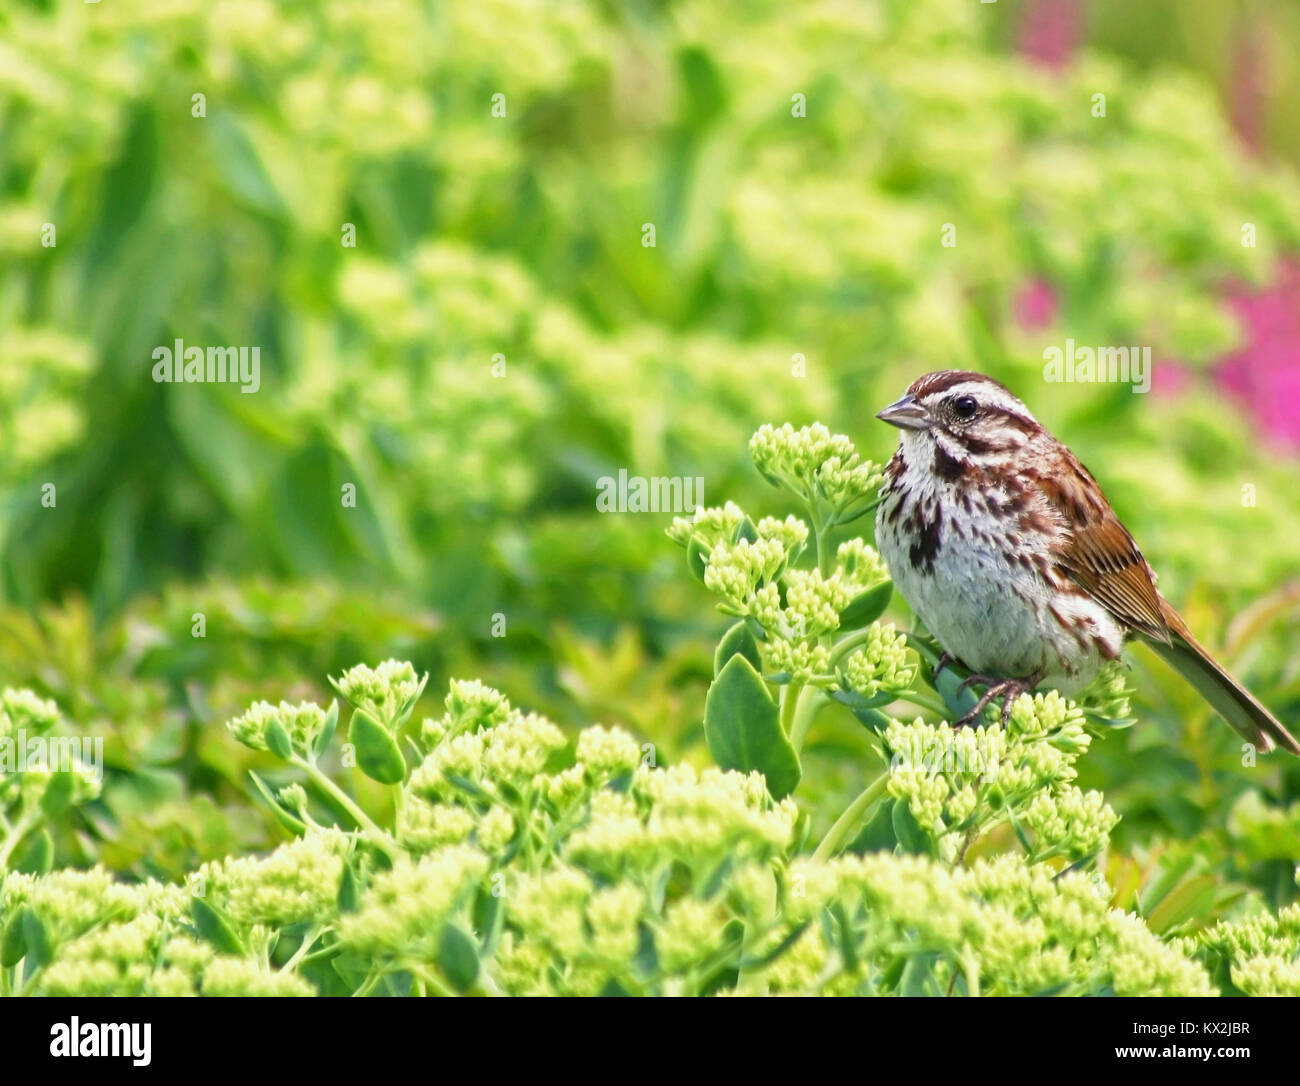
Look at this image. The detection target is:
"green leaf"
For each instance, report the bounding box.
[714,620,763,676]
[848,796,898,853]
[349,709,407,785]
[686,537,710,583]
[13,829,53,875]
[263,718,294,760]
[703,655,800,799]
[738,920,811,970]
[732,516,758,544]
[39,771,77,818]
[838,582,892,630]
[677,44,728,129]
[891,798,930,855]
[191,898,244,955]
[847,706,893,736]
[1,906,37,967]
[899,951,939,996]
[393,672,430,729]
[247,771,307,835]
[934,667,979,721]
[830,904,858,973]
[338,862,361,914]
[207,111,284,215]
[1146,875,1219,935]
[314,699,340,760]
[829,686,893,712]
[437,923,480,993]
[473,886,505,953]
[21,908,51,970]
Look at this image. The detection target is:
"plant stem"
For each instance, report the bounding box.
[889,689,950,718]
[788,687,825,753]
[282,924,328,971]
[290,756,399,859]
[812,770,891,863]
[779,679,804,740]
[810,506,832,579]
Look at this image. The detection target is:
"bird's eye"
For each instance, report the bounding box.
[952,395,978,419]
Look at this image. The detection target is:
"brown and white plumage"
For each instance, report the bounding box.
[874,370,1299,755]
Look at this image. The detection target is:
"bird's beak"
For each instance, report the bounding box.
[876,394,931,431]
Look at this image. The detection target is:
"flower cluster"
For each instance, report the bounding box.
[1199,900,1300,996]
[227,699,330,758]
[771,853,1214,996]
[840,622,916,700]
[749,423,883,526]
[331,659,427,728]
[0,664,1271,998]
[0,688,102,872]
[882,692,1116,863]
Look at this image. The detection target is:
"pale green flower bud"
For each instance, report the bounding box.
[762,639,831,682]
[540,765,587,810]
[482,711,566,789]
[477,805,516,852]
[666,501,746,549]
[586,884,643,963]
[1230,955,1300,997]
[331,659,425,726]
[748,423,882,518]
[397,796,476,851]
[841,622,916,698]
[756,515,810,553]
[508,866,593,960]
[0,689,60,739]
[656,899,726,973]
[703,537,787,611]
[442,678,511,734]
[576,725,641,779]
[201,956,316,997]
[226,700,279,753]
[782,568,852,637]
[835,539,888,590]
[339,846,489,955]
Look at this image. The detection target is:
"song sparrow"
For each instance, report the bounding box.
[874,369,1299,755]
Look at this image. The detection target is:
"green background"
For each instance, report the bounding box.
[2,0,1298,916]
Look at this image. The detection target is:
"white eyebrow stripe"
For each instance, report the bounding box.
[928,381,1039,425]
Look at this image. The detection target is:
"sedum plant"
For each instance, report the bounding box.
[3,426,1298,996]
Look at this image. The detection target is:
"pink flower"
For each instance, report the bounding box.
[1013,278,1058,330]
[1018,0,1084,71]
[1150,360,1191,398]
[1215,261,1300,453]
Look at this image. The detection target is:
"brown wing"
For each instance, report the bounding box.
[1037,448,1171,643]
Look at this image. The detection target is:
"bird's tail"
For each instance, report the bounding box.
[1139,597,1300,756]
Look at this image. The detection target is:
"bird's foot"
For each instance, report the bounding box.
[954,671,1044,728]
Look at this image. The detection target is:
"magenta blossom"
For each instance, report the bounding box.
[1013,278,1058,330]
[1215,261,1300,453]
[1018,0,1084,71]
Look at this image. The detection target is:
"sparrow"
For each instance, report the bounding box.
[873,369,1299,755]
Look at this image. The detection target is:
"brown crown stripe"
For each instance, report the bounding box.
[907,370,1010,398]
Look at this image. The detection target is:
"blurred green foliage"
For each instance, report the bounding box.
[1,0,1299,959]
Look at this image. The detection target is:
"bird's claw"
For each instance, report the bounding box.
[953,672,1043,728]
